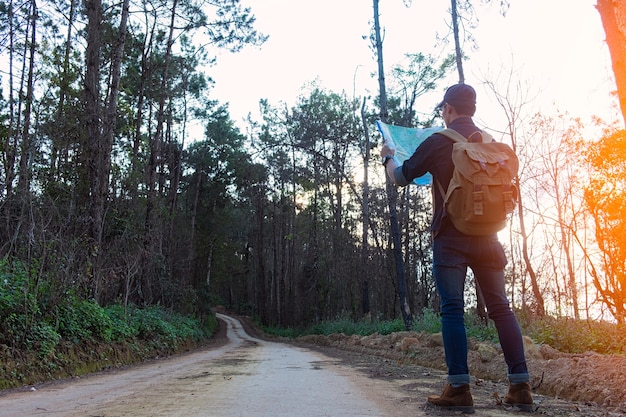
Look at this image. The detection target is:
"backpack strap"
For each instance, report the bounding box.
[439,128,493,143]
[438,128,468,143]
[435,128,468,199]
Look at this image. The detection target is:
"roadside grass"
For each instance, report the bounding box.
[261,309,626,356]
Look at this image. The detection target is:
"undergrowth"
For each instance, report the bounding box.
[261,308,626,356]
[0,258,219,389]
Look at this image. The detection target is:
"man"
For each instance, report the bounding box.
[380,84,534,413]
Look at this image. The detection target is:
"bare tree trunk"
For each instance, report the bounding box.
[515,162,545,317]
[254,190,267,321]
[83,0,103,295]
[87,0,130,302]
[483,77,546,316]
[3,0,18,196]
[554,176,580,320]
[596,0,626,127]
[449,0,489,322]
[167,73,187,226]
[206,240,214,289]
[7,0,38,263]
[50,0,77,182]
[143,0,178,300]
[360,98,371,316]
[190,171,204,267]
[451,0,465,84]
[288,141,298,324]
[373,0,412,329]
[16,0,37,196]
[102,0,130,182]
[129,8,156,200]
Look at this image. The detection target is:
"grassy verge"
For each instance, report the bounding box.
[260,308,626,356]
[0,257,219,390]
[0,301,218,390]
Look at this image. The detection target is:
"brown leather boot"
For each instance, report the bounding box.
[504,382,534,411]
[427,383,475,414]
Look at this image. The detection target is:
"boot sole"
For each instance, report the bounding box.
[504,402,536,412]
[427,402,475,414]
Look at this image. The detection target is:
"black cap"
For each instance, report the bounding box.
[437,84,477,115]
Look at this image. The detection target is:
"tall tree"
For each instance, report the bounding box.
[90,0,130,301]
[530,114,584,319]
[83,0,103,293]
[15,0,37,197]
[142,0,179,297]
[360,98,372,316]
[1,0,31,197]
[450,0,464,83]
[484,75,546,316]
[583,129,626,323]
[82,0,130,298]
[597,0,626,126]
[372,0,412,330]
[446,0,510,84]
[47,0,80,185]
[385,52,454,315]
[179,101,269,317]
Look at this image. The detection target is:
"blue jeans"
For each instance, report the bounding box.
[433,226,529,385]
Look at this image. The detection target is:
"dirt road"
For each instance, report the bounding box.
[0,314,615,416]
[0,314,411,416]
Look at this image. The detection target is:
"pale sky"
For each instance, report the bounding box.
[209,0,619,135]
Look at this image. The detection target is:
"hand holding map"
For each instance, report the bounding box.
[376,121,441,186]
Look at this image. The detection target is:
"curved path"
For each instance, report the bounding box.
[0,314,400,416]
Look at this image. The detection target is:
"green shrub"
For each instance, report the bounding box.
[165,314,205,341]
[262,314,406,338]
[0,258,45,348]
[203,311,219,336]
[261,324,300,338]
[130,306,175,340]
[412,308,442,334]
[0,259,40,345]
[523,315,626,355]
[307,316,372,336]
[25,322,60,358]
[122,305,211,349]
[79,299,114,342]
[58,298,114,342]
[105,304,139,341]
[464,313,499,343]
[375,318,406,335]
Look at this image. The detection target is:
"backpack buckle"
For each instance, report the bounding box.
[503,190,515,213]
[473,191,484,215]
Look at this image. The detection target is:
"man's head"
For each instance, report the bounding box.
[438,83,477,117]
